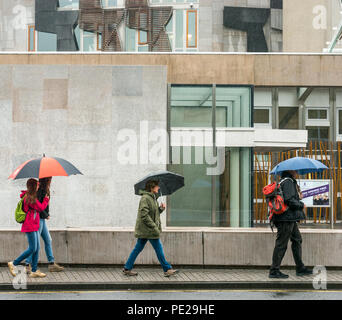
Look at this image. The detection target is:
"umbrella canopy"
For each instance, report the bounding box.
[9,156,83,180]
[270,157,328,176]
[134,170,184,196]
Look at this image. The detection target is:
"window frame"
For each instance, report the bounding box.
[305,107,330,127]
[186,9,197,49]
[97,33,102,51]
[80,29,102,52]
[28,25,36,52]
[138,30,148,46]
[253,106,272,128]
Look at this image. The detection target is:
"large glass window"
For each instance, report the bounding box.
[168,85,253,227]
[170,86,212,128]
[216,86,251,128]
[168,147,213,226]
[217,148,252,227]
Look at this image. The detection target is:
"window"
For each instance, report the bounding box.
[306,108,329,126]
[138,30,148,51]
[80,30,102,51]
[166,8,198,52]
[186,10,197,48]
[97,33,102,51]
[279,107,299,129]
[58,0,79,9]
[101,0,124,7]
[37,32,57,51]
[170,86,213,128]
[307,126,329,142]
[254,107,272,127]
[28,25,35,52]
[168,85,253,227]
[308,109,328,120]
[150,0,199,4]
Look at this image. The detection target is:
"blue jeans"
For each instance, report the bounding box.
[13,231,40,272]
[124,238,172,272]
[26,219,54,265]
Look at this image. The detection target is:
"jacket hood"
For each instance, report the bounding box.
[138,189,160,199]
[20,190,27,198]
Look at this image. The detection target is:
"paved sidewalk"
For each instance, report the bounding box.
[0,266,341,291]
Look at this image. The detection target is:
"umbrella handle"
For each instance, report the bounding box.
[159,190,166,207]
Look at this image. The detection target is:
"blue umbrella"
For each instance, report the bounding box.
[270,157,328,176]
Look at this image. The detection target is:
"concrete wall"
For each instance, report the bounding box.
[1,228,342,267]
[0,0,34,51]
[0,53,341,87]
[0,64,167,229]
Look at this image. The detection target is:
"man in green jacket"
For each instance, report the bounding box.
[123,180,179,277]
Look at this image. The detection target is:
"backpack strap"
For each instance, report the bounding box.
[279,177,292,186]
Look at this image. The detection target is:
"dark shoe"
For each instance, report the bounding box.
[122,268,138,276]
[296,267,313,276]
[269,270,289,279]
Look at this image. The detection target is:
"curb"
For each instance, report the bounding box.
[0,281,340,291]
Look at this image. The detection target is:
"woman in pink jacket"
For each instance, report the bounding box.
[8,178,49,278]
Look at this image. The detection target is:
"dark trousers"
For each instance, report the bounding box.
[270,221,305,272]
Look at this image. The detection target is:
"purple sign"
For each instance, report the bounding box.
[301,185,329,199]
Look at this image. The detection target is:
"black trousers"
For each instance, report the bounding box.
[270,221,305,272]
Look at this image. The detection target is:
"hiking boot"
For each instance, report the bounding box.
[48,263,64,272]
[122,268,138,276]
[25,264,31,274]
[164,269,179,277]
[269,270,289,279]
[29,270,46,278]
[8,261,17,277]
[296,267,313,277]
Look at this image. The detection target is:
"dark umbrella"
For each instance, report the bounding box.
[134,170,184,196]
[9,155,82,180]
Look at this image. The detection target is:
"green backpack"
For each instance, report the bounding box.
[15,196,27,224]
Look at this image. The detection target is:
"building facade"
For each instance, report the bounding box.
[0,0,342,230]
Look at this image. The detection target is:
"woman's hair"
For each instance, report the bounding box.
[145,180,159,192]
[281,170,293,179]
[26,178,38,205]
[38,177,51,197]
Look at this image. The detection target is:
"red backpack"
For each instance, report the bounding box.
[263,178,290,221]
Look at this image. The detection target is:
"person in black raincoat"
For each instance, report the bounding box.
[269,170,313,279]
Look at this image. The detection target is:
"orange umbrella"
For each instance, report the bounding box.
[9,155,82,180]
